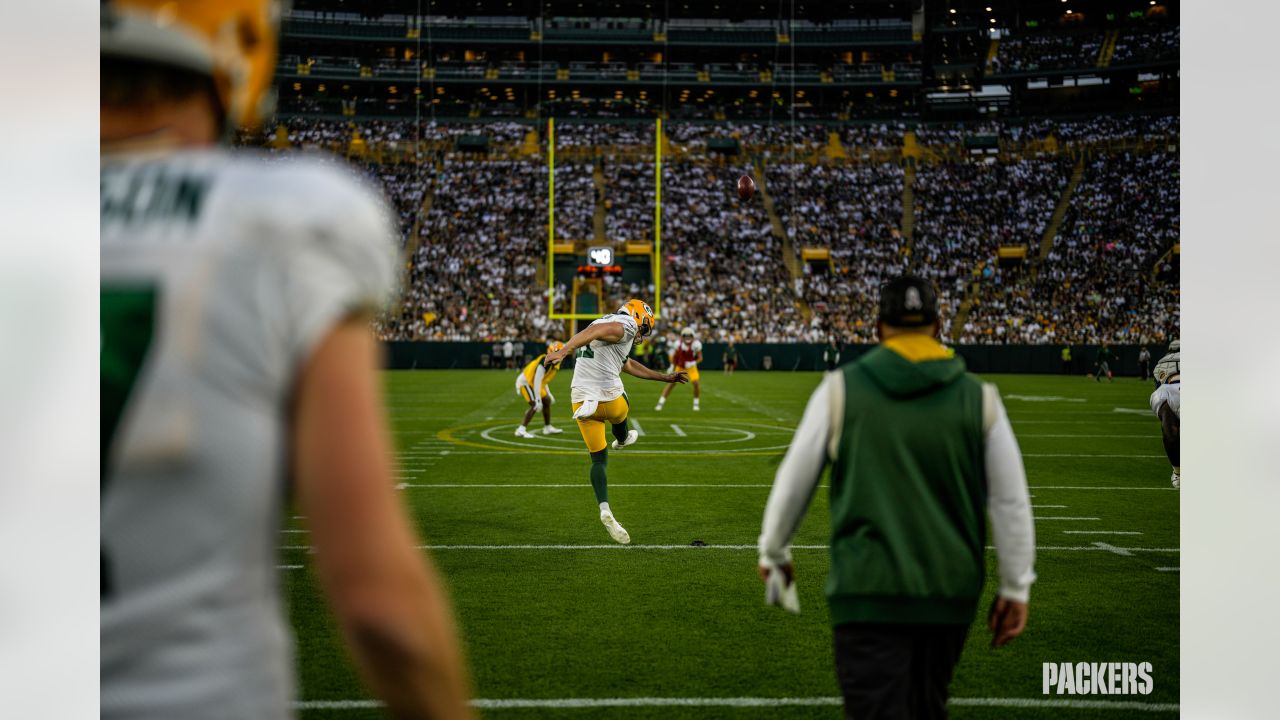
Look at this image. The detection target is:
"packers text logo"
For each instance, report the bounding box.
[1042,662,1153,695]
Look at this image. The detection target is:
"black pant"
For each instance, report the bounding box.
[833,622,969,720]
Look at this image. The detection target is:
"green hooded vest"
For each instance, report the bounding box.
[827,344,987,626]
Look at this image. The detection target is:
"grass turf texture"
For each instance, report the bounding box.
[286,370,1179,718]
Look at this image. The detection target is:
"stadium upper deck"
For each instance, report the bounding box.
[273,0,1177,121]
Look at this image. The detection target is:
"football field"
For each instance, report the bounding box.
[286,370,1179,719]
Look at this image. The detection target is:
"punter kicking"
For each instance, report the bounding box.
[544,299,688,543]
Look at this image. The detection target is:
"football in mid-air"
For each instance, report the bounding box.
[737,174,756,200]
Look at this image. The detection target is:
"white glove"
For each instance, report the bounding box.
[761,561,800,614]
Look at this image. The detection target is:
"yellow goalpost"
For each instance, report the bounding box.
[546,117,662,320]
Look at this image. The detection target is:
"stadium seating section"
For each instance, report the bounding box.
[246,112,1178,346]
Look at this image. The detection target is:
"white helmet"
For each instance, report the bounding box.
[1153,352,1180,384]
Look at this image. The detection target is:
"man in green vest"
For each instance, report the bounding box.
[757,275,1036,719]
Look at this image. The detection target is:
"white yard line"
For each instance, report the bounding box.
[1022,454,1166,458]
[1013,417,1157,422]
[281,544,1178,553]
[1093,542,1135,557]
[671,424,687,437]
[1018,434,1154,438]
[294,696,1178,712]
[394,483,779,488]
[631,417,644,436]
[1030,486,1174,490]
[388,482,1167,491]
[1155,567,1179,572]
[1063,531,1143,535]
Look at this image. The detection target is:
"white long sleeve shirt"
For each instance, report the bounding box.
[758,372,1037,603]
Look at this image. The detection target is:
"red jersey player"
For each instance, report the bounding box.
[656,327,703,411]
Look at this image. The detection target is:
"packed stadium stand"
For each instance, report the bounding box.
[254,0,1179,347]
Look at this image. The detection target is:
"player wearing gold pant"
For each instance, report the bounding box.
[571,396,632,452]
[544,300,687,544]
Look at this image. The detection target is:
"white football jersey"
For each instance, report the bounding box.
[101,149,397,720]
[570,313,638,402]
[1150,382,1181,418]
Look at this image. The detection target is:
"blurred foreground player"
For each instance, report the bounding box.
[656,326,702,411]
[100,2,473,718]
[545,300,687,543]
[1150,340,1181,488]
[514,341,566,438]
[758,276,1036,720]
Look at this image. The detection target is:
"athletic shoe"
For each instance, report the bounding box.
[542,425,564,435]
[1171,470,1180,489]
[612,429,639,450]
[600,511,631,544]
[654,404,664,411]
[514,426,534,438]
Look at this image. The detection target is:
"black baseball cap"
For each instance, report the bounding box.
[878,275,939,328]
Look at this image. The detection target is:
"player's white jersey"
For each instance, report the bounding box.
[101,149,397,720]
[1150,381,1181,418]
[570,313,638,402]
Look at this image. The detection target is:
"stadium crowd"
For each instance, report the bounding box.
[958,150,1178,344]
[993,32,1104,72]
[658,162,810,342]
[248,114,1178,346]
[768,163,908,341]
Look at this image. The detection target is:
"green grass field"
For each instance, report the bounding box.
[286,370,1179,719]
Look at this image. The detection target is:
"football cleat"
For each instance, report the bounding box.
[600,511,631,544]
[542,425,564,435]
[514,426,534,438]
[612,429,639,450]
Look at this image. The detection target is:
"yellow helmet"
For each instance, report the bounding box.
[101,0,282,131]
[618,299,655,337]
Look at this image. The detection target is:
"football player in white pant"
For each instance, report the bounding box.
[1150,340,1181,488]
[544,300,688,543]
[514,341,566,438]
[100,3,472,719]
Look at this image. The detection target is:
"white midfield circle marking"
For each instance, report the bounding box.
[459,421,797,454]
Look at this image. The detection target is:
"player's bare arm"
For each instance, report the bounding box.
[546,322,625,367]
[623,358,688,384]
[294,318,474,720]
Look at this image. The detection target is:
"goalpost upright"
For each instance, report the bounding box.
[547,117,662,320]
